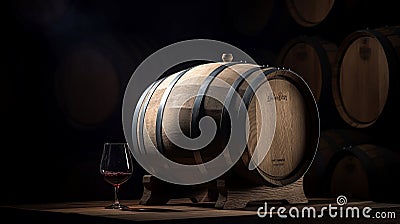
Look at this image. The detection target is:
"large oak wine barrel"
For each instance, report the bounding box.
[333,26,400,131]
[285,0,335,27]
[134,61,319,186]
[303,129,370,197]
[277,36,339,128]
[328,144,400,203]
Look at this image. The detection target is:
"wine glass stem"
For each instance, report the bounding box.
[114,185,120,206]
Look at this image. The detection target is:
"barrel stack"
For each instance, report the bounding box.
[276,1,400,202]
[326,26,400,202]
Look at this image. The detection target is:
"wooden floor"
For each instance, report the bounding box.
[2,199,399,224]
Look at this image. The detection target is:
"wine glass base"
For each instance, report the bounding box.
[105,203,129,209]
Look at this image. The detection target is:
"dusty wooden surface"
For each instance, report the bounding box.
[2,199,399,224]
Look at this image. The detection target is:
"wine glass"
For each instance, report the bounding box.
[100,143,133,209]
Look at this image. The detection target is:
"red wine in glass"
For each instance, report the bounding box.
[100,143,133,209]
[102,171,132,186]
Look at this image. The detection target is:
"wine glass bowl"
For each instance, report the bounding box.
[100,143,133,209]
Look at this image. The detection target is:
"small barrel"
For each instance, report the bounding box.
[277,36,339,128]
[303,129,370,197]
[328,144,400,203]
[285,0,335,27]
[333,26,400,131]
[135,61,319,186]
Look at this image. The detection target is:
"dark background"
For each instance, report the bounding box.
[2,0,400,205]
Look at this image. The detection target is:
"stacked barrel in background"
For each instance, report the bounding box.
[327,26,400,203]
[275,1,400,202]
